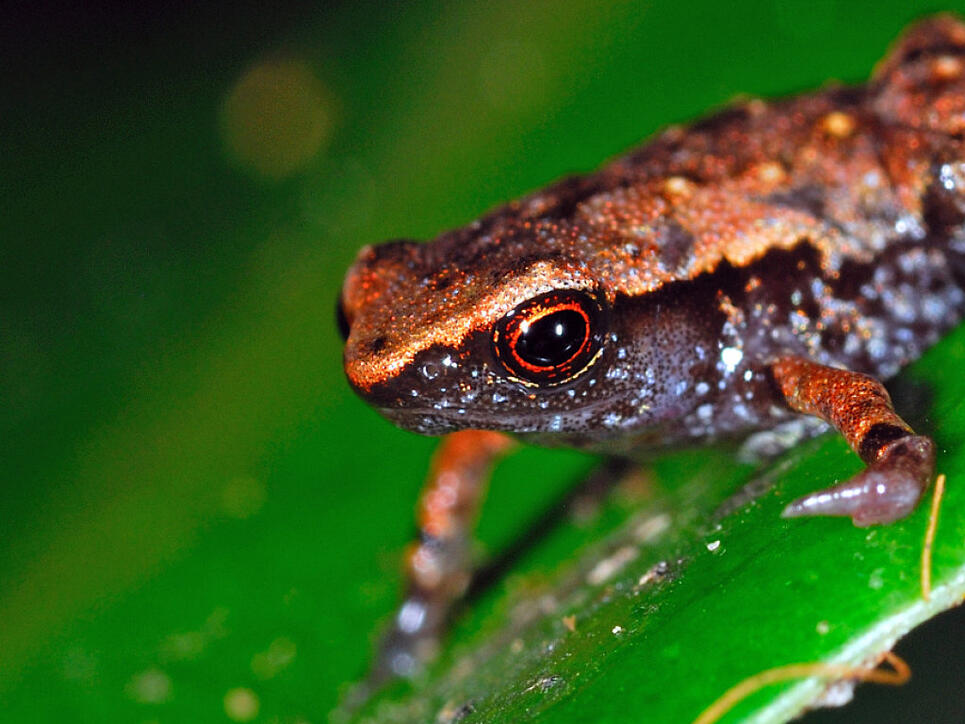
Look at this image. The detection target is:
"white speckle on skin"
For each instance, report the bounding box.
[940,163,957,190]
[397,600,427,633]
[720,347,743,373]
[603,412,622,427]
[733,402,752,421]
[606,366,630,381]
[697,404,713,423]
[923,296,948,321]
[789,309,810,332]
[894,327,914,343]
[695,381,710,395]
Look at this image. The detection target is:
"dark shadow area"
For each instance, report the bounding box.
[805,602,965,723]
[888,373,937,439]
[466,457,631,600]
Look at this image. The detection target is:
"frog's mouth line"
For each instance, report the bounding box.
[376,406,543,435]
[375,393,674,437]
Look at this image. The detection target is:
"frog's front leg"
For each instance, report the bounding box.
[371,429,514,683]
[770,356,935,526]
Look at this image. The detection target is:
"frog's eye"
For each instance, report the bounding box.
[493,290,605,386]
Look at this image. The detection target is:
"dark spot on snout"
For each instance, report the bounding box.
[659,220,695,272]
[433,273,453,291]
[370,336,387,353]
[765,185,827,220]
[370,238,421,262]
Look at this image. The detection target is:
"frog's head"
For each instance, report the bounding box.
[338,201,724,448]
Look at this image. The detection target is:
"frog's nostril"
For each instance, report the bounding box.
[336,297,351,342]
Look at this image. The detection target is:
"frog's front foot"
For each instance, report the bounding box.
[339,589,449,716]
[782,435,935,526]
[771,356,936,526]
[373,588,450,677]
[342,430,513,713]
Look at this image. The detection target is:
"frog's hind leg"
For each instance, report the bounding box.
[770,356,935,527]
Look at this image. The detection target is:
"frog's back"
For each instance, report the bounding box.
[476,14,965,295]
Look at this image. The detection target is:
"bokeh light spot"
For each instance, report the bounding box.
[250,636,297,679]
[221,475,267,519]
[478,38,547,113]
[126,668,172,705]
[224,687,260,722]
[221,57,333,179]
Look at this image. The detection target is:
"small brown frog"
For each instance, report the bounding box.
[339,15,965,685]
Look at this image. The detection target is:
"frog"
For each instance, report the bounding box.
[337,15,965,687]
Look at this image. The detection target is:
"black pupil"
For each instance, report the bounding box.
[515,310,586,367]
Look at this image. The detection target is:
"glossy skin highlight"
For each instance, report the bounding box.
[339,15,965,691]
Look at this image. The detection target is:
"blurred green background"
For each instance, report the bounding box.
[2,1,963,721]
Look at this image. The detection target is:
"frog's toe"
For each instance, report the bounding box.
[782,435,935,526]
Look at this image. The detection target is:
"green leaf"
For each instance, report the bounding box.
[343,327,965,723]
